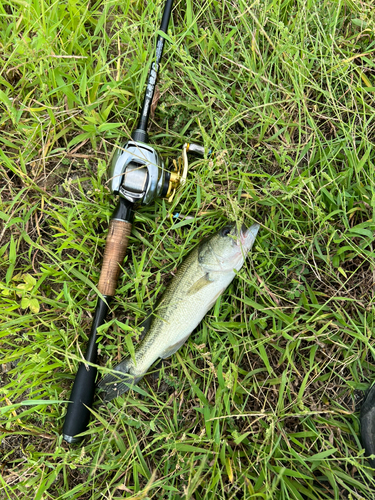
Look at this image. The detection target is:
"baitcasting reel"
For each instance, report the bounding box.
[109,141,204,205]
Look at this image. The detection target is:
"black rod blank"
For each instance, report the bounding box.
[132,0,174,143]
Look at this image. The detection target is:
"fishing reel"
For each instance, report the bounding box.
[109,141,205,205]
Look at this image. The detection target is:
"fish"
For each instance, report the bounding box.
[98,222,260,401]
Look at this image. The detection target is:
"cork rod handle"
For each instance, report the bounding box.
[98,220,132,297]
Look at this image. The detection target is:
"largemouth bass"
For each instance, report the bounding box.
[98,222,260,401]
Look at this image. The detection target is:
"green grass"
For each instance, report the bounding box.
[1,0,375,498]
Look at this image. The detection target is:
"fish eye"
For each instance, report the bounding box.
[220,225,232,237]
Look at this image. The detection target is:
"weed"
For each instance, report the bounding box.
[1,0,375,498]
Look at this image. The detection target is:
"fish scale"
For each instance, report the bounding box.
[98,222,260,401]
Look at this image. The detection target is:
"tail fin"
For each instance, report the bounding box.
[98,357,142,401]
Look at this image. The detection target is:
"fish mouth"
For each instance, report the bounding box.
[240,223,260,249]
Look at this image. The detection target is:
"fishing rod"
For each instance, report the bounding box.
[62,0,202,443]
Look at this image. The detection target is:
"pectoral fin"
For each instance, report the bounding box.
[187,273,211,296]
[160,333,191,359]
